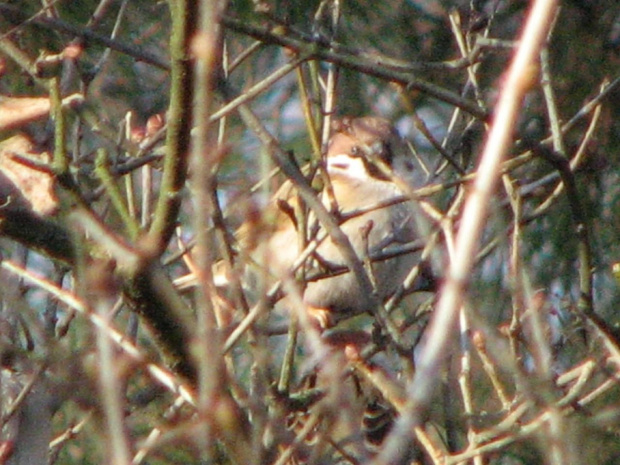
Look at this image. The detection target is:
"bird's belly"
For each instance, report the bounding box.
[303,251,417,313]
[256,186,418,315]
[303,203,417,313]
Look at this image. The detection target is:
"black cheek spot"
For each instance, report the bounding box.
[382,142,394,164]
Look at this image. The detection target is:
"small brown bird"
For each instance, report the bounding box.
[178,116,426,326]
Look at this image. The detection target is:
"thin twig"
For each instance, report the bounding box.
[221,15,488,120]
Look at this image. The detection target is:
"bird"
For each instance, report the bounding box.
[177,116,428,327]
[176,117,427,460]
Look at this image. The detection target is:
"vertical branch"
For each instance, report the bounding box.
[92,268,132,465]
[503,174,525,366]
[191,0,221,435]
[296,65,322,156]
[457,308,484,465]
[318,0,341,213]
[319,0,341,148]
[189,2,254,463]
[50,77,69,173]
[148,0,196,252]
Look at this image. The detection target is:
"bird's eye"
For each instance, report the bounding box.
[350,145,362,157]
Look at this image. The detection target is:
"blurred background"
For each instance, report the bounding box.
[0,0,619,463]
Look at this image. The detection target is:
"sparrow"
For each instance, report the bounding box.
[178,116,426,327]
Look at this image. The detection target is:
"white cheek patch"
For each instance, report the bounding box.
[327,153,370,181]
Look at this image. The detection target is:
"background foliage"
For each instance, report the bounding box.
[0,0,619,464]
